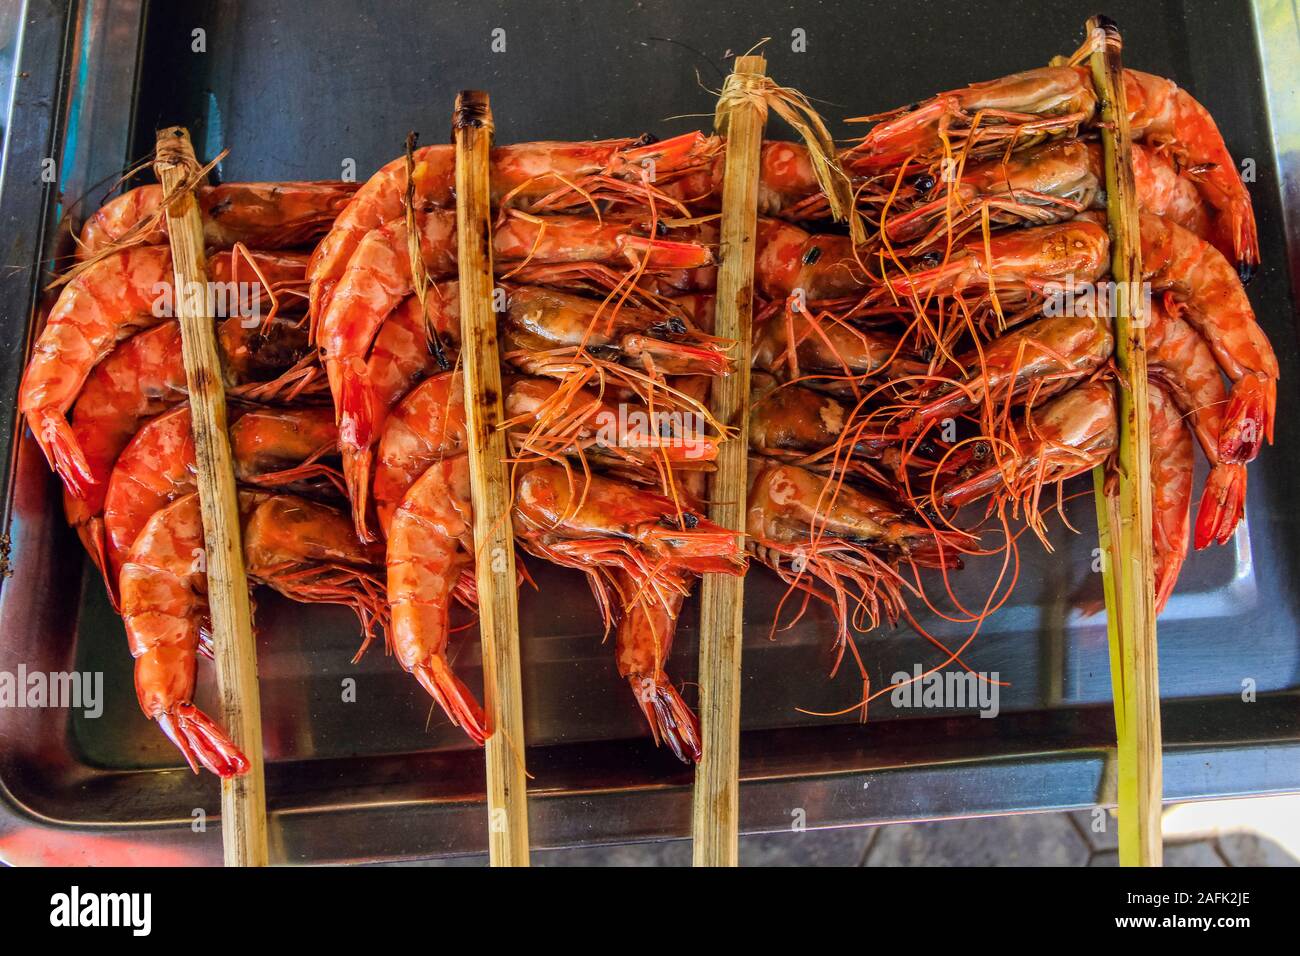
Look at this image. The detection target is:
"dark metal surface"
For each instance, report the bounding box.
[0,0,1297,865]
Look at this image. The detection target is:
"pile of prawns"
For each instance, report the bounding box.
[19,57,1274,777]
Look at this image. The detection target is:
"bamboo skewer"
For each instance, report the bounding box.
[451,91,530,867]
[153,127,268,868]
[1084,16,1164,867]
[691,54,769,868]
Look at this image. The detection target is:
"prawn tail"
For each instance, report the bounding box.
[453,568,479,608]
[1218,374,1273,463]
[74,517,120,611]
[1194,462,1247,550]
[342,446,376,543]
[1227,198,1260,285]
[629,675,701,764]
[35,413,95,499]
[1154,544,1184,616]
[155,703,250,778]
[413,657,490,745]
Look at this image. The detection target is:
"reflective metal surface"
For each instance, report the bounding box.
[0,0,1297,865]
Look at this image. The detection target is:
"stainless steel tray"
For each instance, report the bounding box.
[1,0,1297,865]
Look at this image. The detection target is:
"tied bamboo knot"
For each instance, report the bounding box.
[154,129,225,208]
[50,139,227,291]
[714,73,865,244]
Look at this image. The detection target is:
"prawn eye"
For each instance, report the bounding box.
[972,440,991,460]
[802,245,823,266]
[659,512,700,530]
[912,173,936,192]
[918,252,942,269]
[652,315,687,336]
[633,132,659,147]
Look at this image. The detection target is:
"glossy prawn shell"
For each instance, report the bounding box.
[306,134,716,321]
[754,218,865,301]
[120,493,208,717]
[317,212,711,439]
[1145,298,1228,460]
[102,404,200,583]
[375,366,716,538]
[614,570,686,670]
[908,309,1115,429]
[372,371,468,534]
[242,494,378,574]
[504,373,717,472]
[62,316,316,592]
[121,490,378,779]
[384,455,487,743]
[844,65,1096,172]
[1129,143,1211,242]
[360,290,461,433]
[1148,382,1194,613]
[747,376,904,491]
[22,245,173,425]
[612,567,701,764]
[883,140,1101,245]
[1003,377,1116,460]
[334,288,461,539]
[845,63,1256,272]
[62,322,192,549]
[963,139,1099,205]
[102,403,339,583]
[1140,212,1277,459]
[664,140,821,216]
[1145,299,1248,548]
[78,180,359,259]
[513,464,745,574]
[501,285,732,377]
[118,492,249,777]
[1122,69,1259,271]
[950,65,1097,115]
[883,139,1209,251]
[1140,213,1276,384]
[746,461,936,554]
[937,379,1117,508]
[880,218,1110,301]
[228,405,338,478]
[752,307,922,392]
[317,212,455,381]
[748,377,860,458]
[20,247,307,495]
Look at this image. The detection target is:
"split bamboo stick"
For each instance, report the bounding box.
[153,127,268,868]
[691,54,769,868]
[451,90,531,867]
[1085,15,1164,867]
